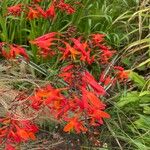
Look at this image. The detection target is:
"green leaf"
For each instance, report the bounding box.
[139,95,150,103]
[121,57,131,66]
[143,106,150,114]
[134,115,150,131]
[137,58,150,68]
[132,139,149,150]
[129,71,146,88]
[117,91,139,107]
[139,91,150,97]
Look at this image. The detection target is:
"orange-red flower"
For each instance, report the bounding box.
[27,5,46,20]
[27,7,40,20]
[71,38,94,64]
[29,84,65,110]
[99,72,114,86]
[84,89,106,109]
[89,109,110,126]
[0,42,29,60]
[60,42,80,60]
[63,117,87,133]
[114,66,128,82]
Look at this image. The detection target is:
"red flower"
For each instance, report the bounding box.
[32,38,54,51]
[59,64,75,84]
[32,32,58,42]
[0,42,29,60]
[92,33,105,45]
[30,32,58,57]
[99,71,105,83]
[46,3,56,18]
[5,144,15,150]
[81,88,106,109]
[98,45,116,63]
[57,1,75,14]
[61,64,74,72]
[99,73,113,86]
[7,4,22,16]
[33,0,42,3]
[71,38,94,64]
[82,71,105,95]
[35,4,47,18]
[27,4,46,20]
[0,116,38,146]
[104,76,113,86]
[114,66,124,71]
[59,71,73,84]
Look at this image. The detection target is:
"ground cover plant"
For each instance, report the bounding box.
[0,0,150,149]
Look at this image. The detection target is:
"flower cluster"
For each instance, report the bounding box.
[0,1,129,149]
[0,116,38,150]
[7,0,76,19]
[30,32,117,65]
[0,32,129,149]
[27,67,110,133]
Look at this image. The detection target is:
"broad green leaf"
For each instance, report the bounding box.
[139,95,150,103]
[129,71,146,88]
[117,91,139,107]
[139,91,150,97]
[143,106,150,114]
[132,139,149,150]
[134,115,150,131]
